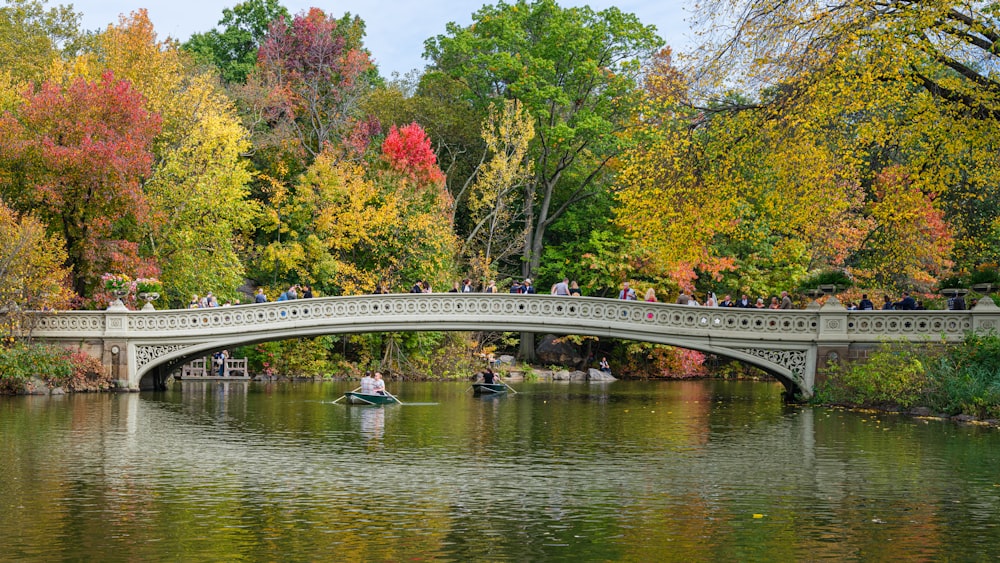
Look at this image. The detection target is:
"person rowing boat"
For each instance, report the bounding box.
[482,368,498,384]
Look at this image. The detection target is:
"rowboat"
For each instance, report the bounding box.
[471,383,508,395]
[342,392,400,405]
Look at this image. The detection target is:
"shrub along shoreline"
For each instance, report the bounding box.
[0,343,113,395]
[812,333,1000,425]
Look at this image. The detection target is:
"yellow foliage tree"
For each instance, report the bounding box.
[462,99,534,283]
[0,202,72,344]
[615,52,871,295]
[688,0,1000,284]
[262,149,457,295]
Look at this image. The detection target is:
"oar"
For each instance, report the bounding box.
[501,380,518,394]
[332,385,361,404]
[382,388,403,405]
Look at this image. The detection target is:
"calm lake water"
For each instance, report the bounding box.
[3,380,999,561]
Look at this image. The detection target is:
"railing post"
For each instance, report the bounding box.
[971,296,1000,334]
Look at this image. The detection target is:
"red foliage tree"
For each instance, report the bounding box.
[0,70,161,295]
[257,8,372,159]
[381,122,446,187]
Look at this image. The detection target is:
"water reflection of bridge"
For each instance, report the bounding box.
[25,294,1000,398]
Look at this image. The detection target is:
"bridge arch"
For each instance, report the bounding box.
[133,324,812,398]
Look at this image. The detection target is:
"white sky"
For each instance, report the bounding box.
[66,0,699,77]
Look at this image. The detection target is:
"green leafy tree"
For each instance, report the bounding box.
[424,0,663,280]
[183,0,289,84]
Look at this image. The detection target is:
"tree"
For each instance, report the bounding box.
[852,167,954,288]
[143,74,259,305]
[691,0,1000,283]
[183,0,289,84]
[424,0,663,279]
[85,11,259,305]
[0,71,161,295]
[694,0,1000,119]
[0,201,71,344]
[256,123,457,295]
[462,99,534,282]
[255,7,374,161]
[614,51,875,296]
[0,0,80,82]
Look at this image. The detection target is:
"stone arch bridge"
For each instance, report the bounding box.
[24,294,1000,399]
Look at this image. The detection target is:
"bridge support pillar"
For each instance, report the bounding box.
[814,344,848,388]
[101,339,131,390]
[814,297,850,394]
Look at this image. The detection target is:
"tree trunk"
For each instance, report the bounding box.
[518,332,536,361]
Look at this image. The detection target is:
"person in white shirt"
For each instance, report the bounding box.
[372,372,387,395]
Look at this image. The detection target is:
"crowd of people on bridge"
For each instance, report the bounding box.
[179,275,976,313]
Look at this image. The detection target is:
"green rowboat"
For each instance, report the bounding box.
[471,383,508,395]
[343,392,400,405]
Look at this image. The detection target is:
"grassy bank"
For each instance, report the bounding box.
[813,333,1000,421]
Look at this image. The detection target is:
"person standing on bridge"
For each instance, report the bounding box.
[619,282,637,300]
[255,288,267,303]
[523,279,536,294]
[895,292,917,310]
[780,291,793,309]
[553,278,570,296]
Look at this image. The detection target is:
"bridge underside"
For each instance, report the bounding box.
[130,323,815,399]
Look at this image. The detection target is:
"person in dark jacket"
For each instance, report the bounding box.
[895,292,917,310]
